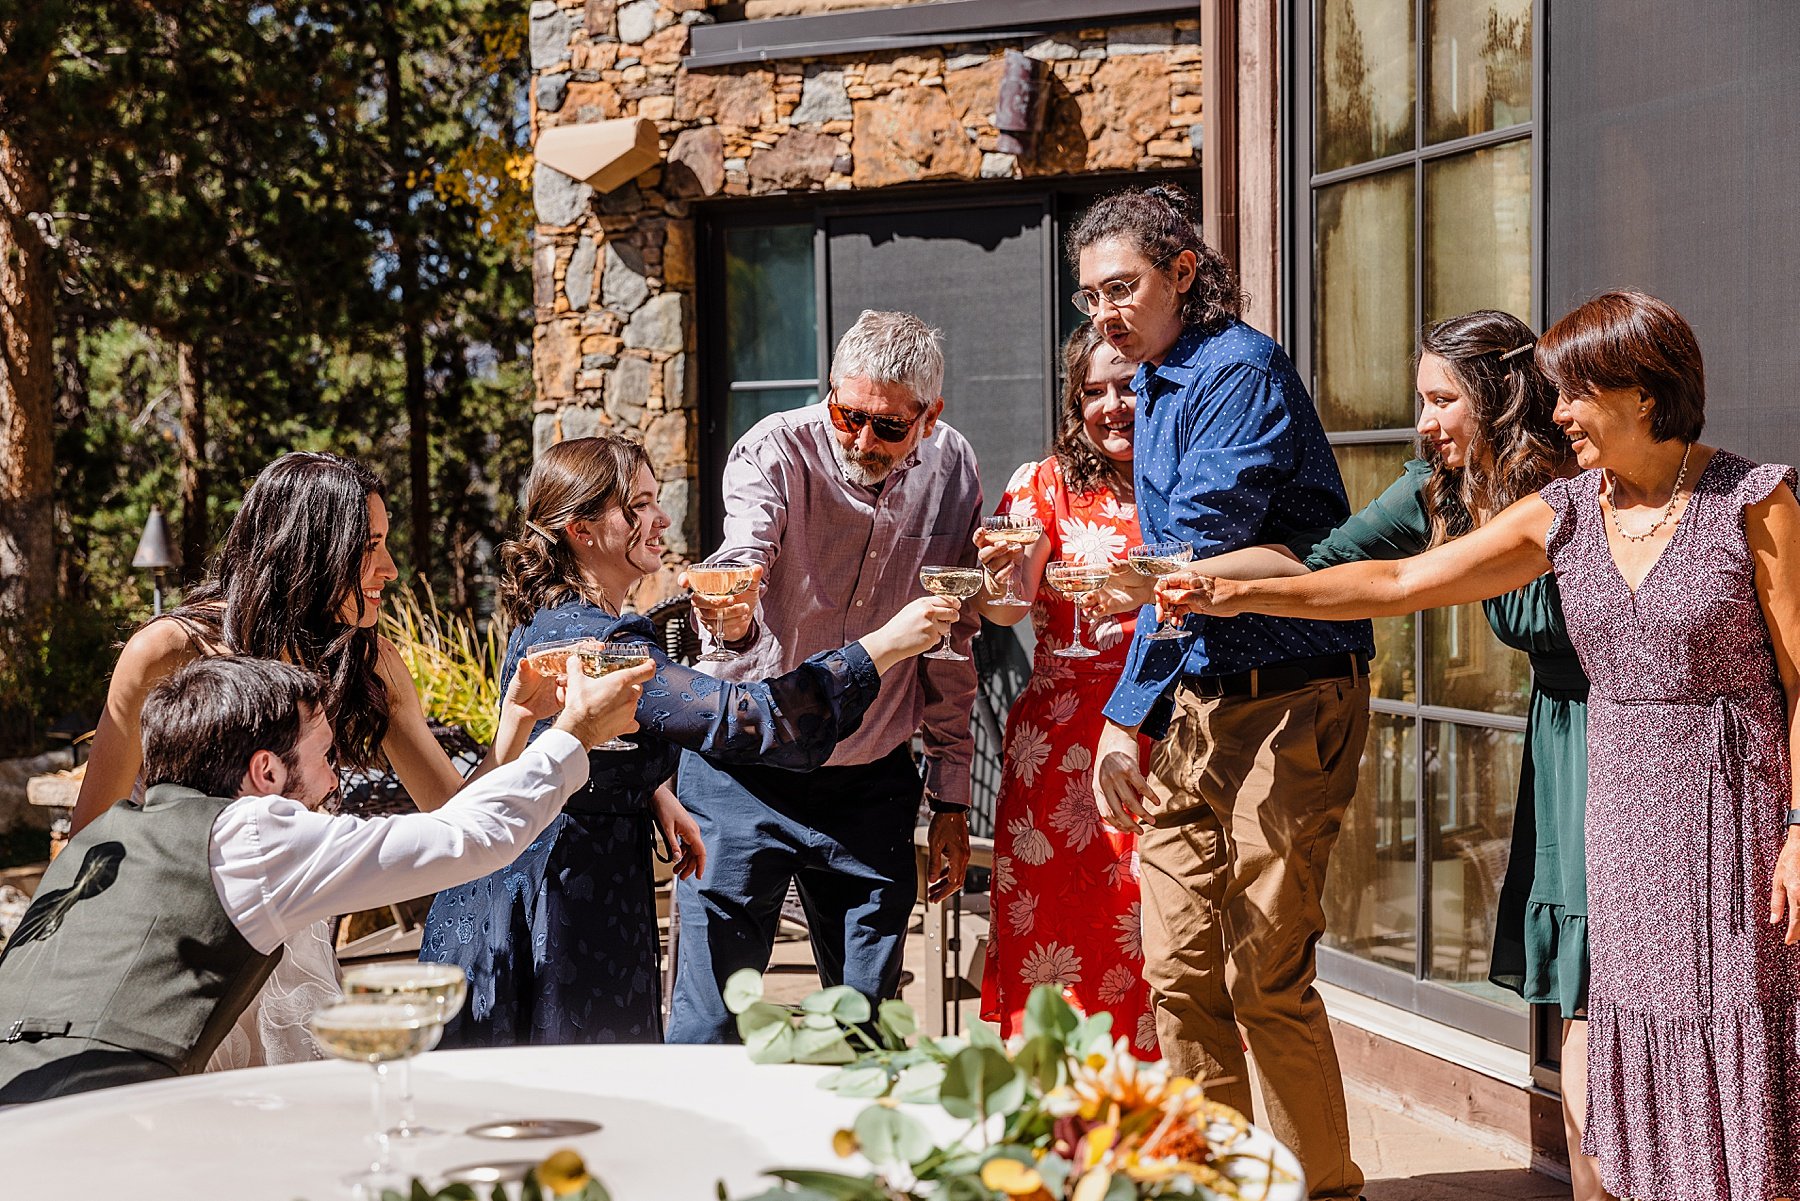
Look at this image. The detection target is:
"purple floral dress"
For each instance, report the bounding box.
[1543,450,1800,1201]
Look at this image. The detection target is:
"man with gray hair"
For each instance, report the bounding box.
[667,309,983,1044]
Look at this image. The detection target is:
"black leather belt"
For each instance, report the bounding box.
[1181,651,1369,700]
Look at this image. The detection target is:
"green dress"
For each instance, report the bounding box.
[1302,460,1591,1018]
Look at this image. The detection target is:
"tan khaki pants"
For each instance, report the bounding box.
[1139,673,1371,1201]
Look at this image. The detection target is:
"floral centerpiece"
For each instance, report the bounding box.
[723,971,1299,1201]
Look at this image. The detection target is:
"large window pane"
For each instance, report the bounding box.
[1314,168,1416,431]
[1325,711,1418,974]
[725,384,818,451]
[1315,0,1417,173]
[1424,139,1533,324]
[1424,603,1529,715]
[1425,720,1525,1007]
[1331,441,1417,703]
[1426,0,1532,144]
[725,225,816,383]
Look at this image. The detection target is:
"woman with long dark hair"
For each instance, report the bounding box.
[969,323,1157,1056]
[71,451,561,1068]
[1161,292,1800,1199]
[421,434,957,1045]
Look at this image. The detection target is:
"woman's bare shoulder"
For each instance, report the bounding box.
[117,616,209,679]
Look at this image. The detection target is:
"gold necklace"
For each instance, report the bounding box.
[1604,442,1693,543]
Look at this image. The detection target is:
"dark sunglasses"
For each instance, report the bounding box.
[827,396,922,444]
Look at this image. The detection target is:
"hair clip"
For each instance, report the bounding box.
[524,519,557,541]
[1497,342,1536,362]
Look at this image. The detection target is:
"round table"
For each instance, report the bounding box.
[0,1045,1304,1199]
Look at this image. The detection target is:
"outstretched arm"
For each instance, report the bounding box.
[1159,493,1556,622]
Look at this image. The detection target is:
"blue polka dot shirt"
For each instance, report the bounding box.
[1102,320,1376,738]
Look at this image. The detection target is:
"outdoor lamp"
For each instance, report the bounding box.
[994,50,1047,156]
[535,116,662,194]
[131,505,176,615]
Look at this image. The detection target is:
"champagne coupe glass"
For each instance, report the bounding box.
[917,565,984,661]
[1044,560,1111,659]
[522,637,587,681]
[588,641,652,751]
[309,1000,443,1196]
[1127,541,1195,641]
[523,638,640,751]
[685,560,759,663]
[340,962,469,1142]
[980,515,1043,609]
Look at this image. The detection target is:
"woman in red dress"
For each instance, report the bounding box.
[974,323,1157,1057]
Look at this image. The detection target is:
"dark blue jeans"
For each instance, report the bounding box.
[665,744,922,1044]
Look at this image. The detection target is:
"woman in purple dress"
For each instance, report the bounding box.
[1156,290,1800,1201]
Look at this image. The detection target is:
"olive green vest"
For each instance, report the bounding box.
[0,785,282,1101]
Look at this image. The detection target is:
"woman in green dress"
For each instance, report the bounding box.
[1092,309,1606,1198]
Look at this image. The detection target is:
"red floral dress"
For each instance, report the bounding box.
[978,456,1158,1058]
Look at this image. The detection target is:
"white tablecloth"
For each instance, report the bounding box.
[0,1044,1303,1199]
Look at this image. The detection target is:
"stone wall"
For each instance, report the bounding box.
[528,0,1201,604]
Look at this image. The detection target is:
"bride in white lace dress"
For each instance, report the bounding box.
[207,920,340,1069]
[70,453,562,1069]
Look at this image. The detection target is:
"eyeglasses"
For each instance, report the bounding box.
[1070,253,1175,316]
[827,395,923,444]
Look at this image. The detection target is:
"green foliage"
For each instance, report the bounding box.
[5,0,538,748]
[381,586,509,744]
[719,975,1294,1201]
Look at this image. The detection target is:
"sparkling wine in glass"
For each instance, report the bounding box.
[1128,541,1195,641]
[918,565,983,661]
[980,515,1043,609]
[310,1000,443,1196]
[686,561,758,663]
[585,641,652,751]
[341,962,469,1142]
[522,637,588,681]
[1044,560,1112,659]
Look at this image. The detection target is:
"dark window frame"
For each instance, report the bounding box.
[692,171,1201,545]
[686,0,1199,69]
[1282,0,1547,1053]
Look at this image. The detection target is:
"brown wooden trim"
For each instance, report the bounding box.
[1200,0,1240,278]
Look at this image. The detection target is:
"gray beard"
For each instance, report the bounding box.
[829,437,896,488]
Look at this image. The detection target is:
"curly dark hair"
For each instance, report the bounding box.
[497,435,653,626]
[173,451,391,767]
[1416,311,1570,546]
[1066,183,1244,335]
[1052,323,1132,497]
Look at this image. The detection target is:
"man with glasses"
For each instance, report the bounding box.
[1076,187,1374,1201]
[667,309,982,1044]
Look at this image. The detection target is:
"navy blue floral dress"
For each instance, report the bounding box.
[421,602,881,1046]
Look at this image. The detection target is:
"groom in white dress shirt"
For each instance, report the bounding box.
[0,652,649,1102]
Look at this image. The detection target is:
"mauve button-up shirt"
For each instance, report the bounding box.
[710,403,983,808]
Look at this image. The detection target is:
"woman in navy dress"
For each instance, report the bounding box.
[423,434,958,1045]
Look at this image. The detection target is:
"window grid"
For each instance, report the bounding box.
[1293,0,1543,1046]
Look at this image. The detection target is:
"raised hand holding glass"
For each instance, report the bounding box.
[980,515,1042,609]
[687,561,758,663]
[918,565,982,660]
[1127,541,1194,641]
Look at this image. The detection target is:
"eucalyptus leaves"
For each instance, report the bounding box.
[723,971,1296,1201]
